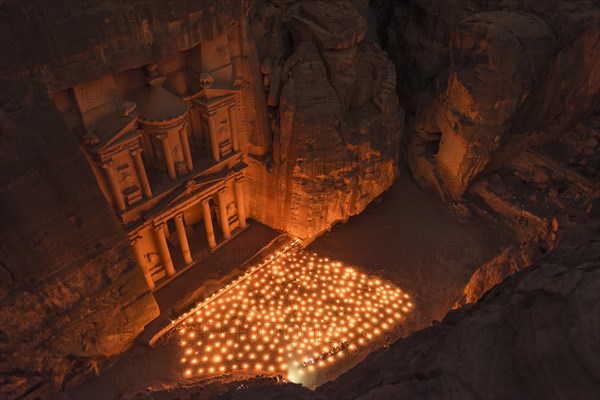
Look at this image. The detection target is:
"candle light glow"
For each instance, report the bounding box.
[174,245,413,382]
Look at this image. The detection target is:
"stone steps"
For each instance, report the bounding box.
[149,264,166,282]
[166,224,197,248]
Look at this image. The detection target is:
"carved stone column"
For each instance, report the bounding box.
[102,161,126,211]
[130,236,154,289]
[175,213,193,265]
[202,200,217,249]
[233,176,247,228]
[217,188,231,239]
[131,149,152,198]
[179,125,194,171]
[228,105,240,152]
[208,114,221,162]
[158,133,176,179]
[154,223,175,276]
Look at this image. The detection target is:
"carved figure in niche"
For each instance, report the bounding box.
[118,167,136,185]
[145,252,160,265]
[261,58,273,91]
[216,43,229,64]
[218,121,229,138]
[226,201,235,218]
[172,144,181,160]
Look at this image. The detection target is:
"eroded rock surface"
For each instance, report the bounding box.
[0,1,403,397]
[375,0,600,199]
[214,223,600,400]
[457,115,599,306]
[247,0,403,239]
[0,101,161,399]
[0,2,243,398]
[2,0,596,398]
[319,227,600,399]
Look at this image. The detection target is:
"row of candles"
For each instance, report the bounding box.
[175,245,413,382]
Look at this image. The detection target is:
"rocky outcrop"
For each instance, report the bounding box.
[0,242,158,399]
[0,1,244,98]
[374,0,600,200]
[454,227,559,308]
[247,0,403,239]
[433,10,555,198]
[0,2,246,398]
[3,0,596,398]
[318,224,600,399]
[0,1,404,397]
[0,102,159,399]
[456,115,599,306]
[215,222,600,399]
[218,383,325,400]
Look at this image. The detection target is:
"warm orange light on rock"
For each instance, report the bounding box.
[175,244,413,381]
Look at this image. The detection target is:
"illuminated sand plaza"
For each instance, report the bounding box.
[175,244,414,384]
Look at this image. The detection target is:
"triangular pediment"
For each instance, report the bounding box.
[142,164,242,223]
[84,113,140,154]
[201,86,241,99]
[145,179,214,222]
[101,119,140,150]
[189,85,242,103]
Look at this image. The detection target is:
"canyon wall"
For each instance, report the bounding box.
[374,0,600,200]
[274,4,600,398]
[319,222,600,400]
[456,115,600,306]
[219,221,600,400]
[0,2,244,398]
[0,100,160,398]
[246,0,403,240]
[0,2,246,398]
[0,1,403,397]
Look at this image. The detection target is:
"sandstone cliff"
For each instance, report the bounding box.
[0,1,404,397]
[216,222,600,399]
[374,0,600,200]
[246,0,404,240]
[0,2,244,398]
[456,114,599,306]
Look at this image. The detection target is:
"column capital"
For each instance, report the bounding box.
[175,213,184,221]
[218,187,226,196]
[130,235,142,246]
[156,133,169,140]
[130,148,143,156]
[153,222,166,231]
[234,175,244,183]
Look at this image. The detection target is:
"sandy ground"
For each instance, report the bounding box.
[309,171,508,330]
[65,172,508,399]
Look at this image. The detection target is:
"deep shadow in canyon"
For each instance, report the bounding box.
[0,1,598,399]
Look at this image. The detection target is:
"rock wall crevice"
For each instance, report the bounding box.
[0,1,405,397]
[373,0,599,200]
[247,0,404,239]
